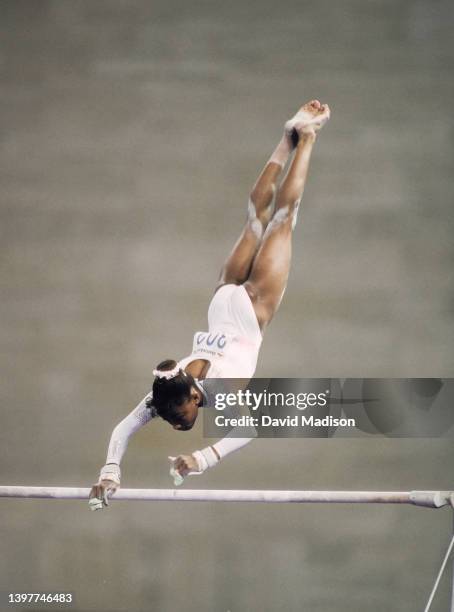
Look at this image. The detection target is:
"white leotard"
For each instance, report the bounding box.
[104,284,261,469]
[178,284,262,378]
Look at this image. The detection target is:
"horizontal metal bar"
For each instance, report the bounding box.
[0,487,452,507]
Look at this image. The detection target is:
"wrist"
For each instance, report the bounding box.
[193,446,219,472]
[210,445,221,461]
[100,463,121,485]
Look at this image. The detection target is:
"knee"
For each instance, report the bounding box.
[249,189,274,223]
[266,200,300,234]
[247,199,268,240]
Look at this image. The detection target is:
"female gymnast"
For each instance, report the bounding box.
[89,99,330,510]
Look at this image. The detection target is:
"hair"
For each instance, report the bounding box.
[146,359,196,426]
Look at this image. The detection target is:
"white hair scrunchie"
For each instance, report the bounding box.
[153,366,182,380]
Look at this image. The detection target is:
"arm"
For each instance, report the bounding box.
[172,386,258,480]
[103,395,154,470]
[171,419,257,482]
[89,394,154,510]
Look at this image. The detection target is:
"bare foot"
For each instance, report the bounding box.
[285,99,331,145]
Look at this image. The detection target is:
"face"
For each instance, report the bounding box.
[170,386,202,431]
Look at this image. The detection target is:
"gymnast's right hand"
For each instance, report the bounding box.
[88,464,121,511]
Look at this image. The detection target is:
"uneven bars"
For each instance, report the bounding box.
[0,487,453,508]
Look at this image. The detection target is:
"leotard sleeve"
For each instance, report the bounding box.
[105,394,155,466]
[213,435,254,459]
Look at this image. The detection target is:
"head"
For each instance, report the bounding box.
[147,359,202,431]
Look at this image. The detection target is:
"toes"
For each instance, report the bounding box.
[302,99,320,112]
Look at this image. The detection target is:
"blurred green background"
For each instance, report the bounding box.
[1,1,453,610]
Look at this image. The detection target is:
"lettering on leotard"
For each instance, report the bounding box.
[217,334,226,349]
[193,331,229,355]
[206,333,219,346]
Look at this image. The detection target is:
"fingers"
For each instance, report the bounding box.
[89,484,101,500]
[169,455,185,474]
[88,481,118,511]
[88,484,106,511]
[170,455,194,476]
[174,457,190,475]
[319,103,330,117]
[170,455,185,473]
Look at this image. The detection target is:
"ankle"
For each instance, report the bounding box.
[297,131,317,146]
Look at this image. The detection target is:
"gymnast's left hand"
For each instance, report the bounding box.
[168,454,203,486]
[170,454,199,477]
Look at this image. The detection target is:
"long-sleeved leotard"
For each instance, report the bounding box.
[103,392,254,475]
[101,283,262,479]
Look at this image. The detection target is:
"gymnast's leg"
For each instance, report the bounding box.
[244,100,330,330]
[215,128,295,289]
